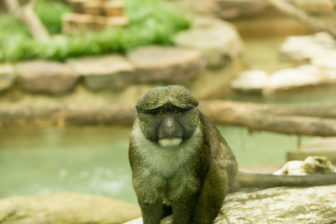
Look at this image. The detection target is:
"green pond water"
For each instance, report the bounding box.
[1,37,336,204]
[0,125,311,204]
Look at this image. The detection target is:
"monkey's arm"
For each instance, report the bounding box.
[235,171,336,190]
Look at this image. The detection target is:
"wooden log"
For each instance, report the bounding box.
[199,101,336,136]
[103,1,125,17]
[199,101,336,119]
[0,104,136,127]
[2,101,336,137]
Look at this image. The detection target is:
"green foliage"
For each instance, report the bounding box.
[36,0,71,34]
[0,0,191,62]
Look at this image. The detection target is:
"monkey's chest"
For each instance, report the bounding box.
[141,164,200,202]
[137,149,200,202]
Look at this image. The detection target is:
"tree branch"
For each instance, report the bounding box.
[268,0,336,38]
[4,0,50,41]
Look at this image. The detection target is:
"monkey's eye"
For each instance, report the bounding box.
[173,108,180,115]
[157,109,165,116]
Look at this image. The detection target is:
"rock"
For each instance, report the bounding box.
[0,64,15,92]
[312,51,336,71]
[216,185,336,224]
[0,193,141,224]
[281,32,336,62]
[126,185,336,224]
[174,17,244,68]
[273,156,336,175]
[263,65,336,96]
[291,0,334,14]
[231,70,268,93]
[16,60,79,94]
[67,55,135,91]
[127,46,204,84]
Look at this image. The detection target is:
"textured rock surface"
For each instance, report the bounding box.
[125,185,336,224]
[216,185,336,224]
[0,64,15,91]
[174,17,244,68]
[0,193,141,224]
[127,46,204,83]
[16,60,79,94]
[67,55,135,90]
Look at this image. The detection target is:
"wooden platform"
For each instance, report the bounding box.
[63,0,128,34]
[287,138,336,163]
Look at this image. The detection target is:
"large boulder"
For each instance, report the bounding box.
[0,64,15,92]
[127,46,204,84]
[67,55,135,91]
[174,17,244,68]
[126,185,336,224]
[0,193,141,224]
[16,60,79,94]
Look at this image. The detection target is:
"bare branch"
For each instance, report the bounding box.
[3,0,50,41]
[268,0,336,38]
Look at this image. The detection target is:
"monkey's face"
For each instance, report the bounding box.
[136,85,199,147]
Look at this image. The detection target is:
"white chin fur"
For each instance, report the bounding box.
[159,138,182,147]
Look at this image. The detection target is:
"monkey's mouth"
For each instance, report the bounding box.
[158,138,182,147]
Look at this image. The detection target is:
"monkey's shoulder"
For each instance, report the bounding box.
[199,113,238,184]
[199,113,235,161]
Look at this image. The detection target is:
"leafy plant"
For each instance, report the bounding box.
[0,0,191,62]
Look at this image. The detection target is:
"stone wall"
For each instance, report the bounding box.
[0,17,243,95]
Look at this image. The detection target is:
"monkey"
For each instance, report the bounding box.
[129,85,336,224]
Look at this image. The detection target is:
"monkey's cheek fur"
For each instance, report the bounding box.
[159,138,183,147]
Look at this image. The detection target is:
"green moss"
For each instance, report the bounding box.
[0,0,191,62]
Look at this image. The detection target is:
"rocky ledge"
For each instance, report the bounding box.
[0,17,243,95]
[126,185,336,224]
[0,192,140,224]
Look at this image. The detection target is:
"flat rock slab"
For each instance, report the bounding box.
[231,70,268,93]
[127,46,204,83]
[126,185,336,224]
[174,17,244,68]
[0,193,141,224]
[67,55,135,90]
[263,65,336,96]
[281,32,336,62]
[0,64,15,91]
[16,60,79,94]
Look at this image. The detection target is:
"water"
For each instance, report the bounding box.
[0,125,311,204]
[0,126,136,203]
[0,37,333,204]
